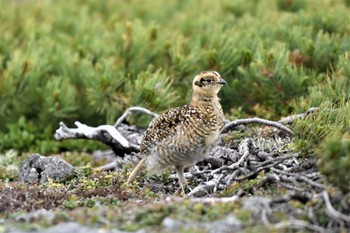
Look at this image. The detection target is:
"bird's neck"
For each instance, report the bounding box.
[190,92,220,108]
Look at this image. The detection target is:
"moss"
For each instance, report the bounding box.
[234,209,253,225]
[135,205,172,227]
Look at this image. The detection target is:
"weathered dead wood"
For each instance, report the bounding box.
[54,106,295,157]
[211,138,252,175]
[51,105,350,231]
[323,191,350,223]
[54,121,139,156]
[221,118,293,135]
[114,106,159,128]
[165,195,239,204]
[278,107,319,124]
[233,153,301,182]
[274,219,328,233]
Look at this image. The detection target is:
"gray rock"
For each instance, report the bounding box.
[162,217,186,232]
[163,215,242,233]
[210,215,242,233]
[19,153,76,184]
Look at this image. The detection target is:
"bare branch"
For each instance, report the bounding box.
[211,138,252,175]
[323,191,350,223]
[278,181,305,192]
[114,106,159,128]
[274,219,329,233]
[279,107,320,124]
[256,173,280,189]
[296,176,325,190]
[187,174,223,197]
[271,168,325,190]
[233,154,301,182]
[221,117,293,135]
[54,121,139,155]
[166,195,239,204]
[96,160,117,171]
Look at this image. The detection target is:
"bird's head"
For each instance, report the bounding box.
[192,71,226,96]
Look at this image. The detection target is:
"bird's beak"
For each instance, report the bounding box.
[217,78,227,85]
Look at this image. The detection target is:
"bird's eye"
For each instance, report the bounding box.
[206,79,212,83]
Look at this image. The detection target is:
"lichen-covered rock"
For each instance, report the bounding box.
[19,153,76,184]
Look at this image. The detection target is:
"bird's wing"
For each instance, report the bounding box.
[140,105,202,154]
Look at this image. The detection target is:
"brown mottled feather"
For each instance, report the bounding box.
[127,71,226,192]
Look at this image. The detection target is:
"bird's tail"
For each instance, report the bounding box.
[127,158,146,184]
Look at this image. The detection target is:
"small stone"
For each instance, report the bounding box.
[19,153,76,184]
[162,217,185,232]
[210,215,242,233]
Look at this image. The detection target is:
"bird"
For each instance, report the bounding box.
[127,71,226,193]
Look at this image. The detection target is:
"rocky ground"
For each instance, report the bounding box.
[0,123,349,233]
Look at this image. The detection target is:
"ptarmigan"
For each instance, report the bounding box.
[127,71,226,193]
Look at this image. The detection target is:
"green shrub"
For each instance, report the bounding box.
[293,101,350,154]
[276,0,307,12]
[0,150,21,181]
[0,0,350,153]
[292,53,350,154]
[318,132,350,192]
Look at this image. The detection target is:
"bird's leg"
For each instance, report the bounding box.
[175,165,187,194]
[127,158,146,184]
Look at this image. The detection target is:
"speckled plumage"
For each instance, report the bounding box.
[127,71,226,192]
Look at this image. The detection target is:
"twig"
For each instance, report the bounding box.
[221,117,293,135]
[296,176,325,190]
[114,106,159,128]
[96,160,117,171]
[270,168,325,190]
[213,174,225,193]
[233,154,300,182]
[187,174,223,197]
[279,107,319,124]
[256,173,280,189]
[254,153,300,169]
[165,195,239,204]
[274,219,329,233]
[271,192,312,204]
[308,207,320,226]
[211,138,252,175]
[278,181,305,192]
[323,191,350,223]
[188,139,259,196]
[168,173,194,180]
